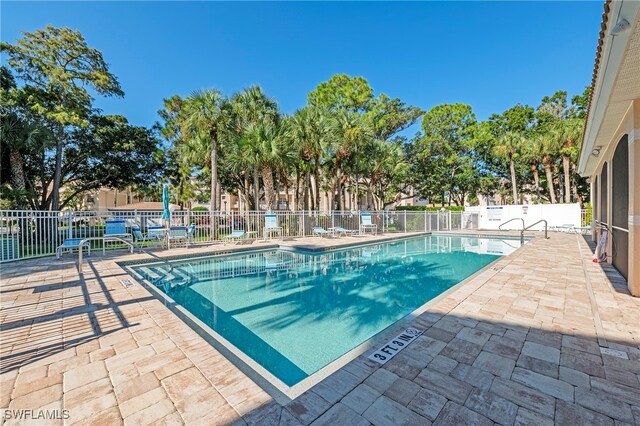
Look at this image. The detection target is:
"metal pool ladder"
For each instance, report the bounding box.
[498,218,548,244]
[523,220,549,242]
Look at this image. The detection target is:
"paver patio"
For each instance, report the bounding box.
[1,232,639,425]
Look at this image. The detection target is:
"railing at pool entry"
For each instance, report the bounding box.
[0,209,479,263]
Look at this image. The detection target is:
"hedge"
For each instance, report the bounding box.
[395,206,465,212]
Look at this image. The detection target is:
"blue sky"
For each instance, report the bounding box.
[2,1,602,135]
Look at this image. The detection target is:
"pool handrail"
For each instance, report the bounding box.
[498,218,525,231]
[523,219,548,242]
[78,236,134,272]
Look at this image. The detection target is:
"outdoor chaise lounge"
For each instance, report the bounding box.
[131,225,163,250]
[359,213,378,235]
[312,227,331,237]
[166,226,189,249]
[224,230,247,244]
[553,223,575,232]
[264,213,283,241]
[103,220,133,254]
[334,226,359,237]
[571,224,592,234]
[147,225,165,241]
[56,238,91,259]
[187,223,197,244]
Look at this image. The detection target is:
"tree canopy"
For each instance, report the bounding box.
[1,26,163,210]
[1,26,591,212]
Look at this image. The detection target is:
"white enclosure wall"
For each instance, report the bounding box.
[470,204,582,231]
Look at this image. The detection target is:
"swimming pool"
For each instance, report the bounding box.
[126,234,522,391]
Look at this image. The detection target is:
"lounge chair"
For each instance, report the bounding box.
[312,227,331,237]
[166,226,189,249]
[57,238,90,259]
[131,226,162,250]
[359,213,378,235]
[572,225,592,234]
[264,213,283,241]
[103,220,133,254]
[224,230,246,244]
[187,223,197,244]
[554,224,575,232]
[147,225,166,241]
[334,226,359,237]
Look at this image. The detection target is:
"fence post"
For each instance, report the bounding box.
[302,210,306,237]
[382,211,386,234]
[449,210,452,231]
[424,210,427,232]
[67,210,73,239]
[404,210,407,232]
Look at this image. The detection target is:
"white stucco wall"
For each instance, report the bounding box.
[470,204,582,231]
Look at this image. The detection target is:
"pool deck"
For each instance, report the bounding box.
[1,231,639,425]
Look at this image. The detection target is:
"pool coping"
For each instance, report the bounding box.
[120,232,525,404]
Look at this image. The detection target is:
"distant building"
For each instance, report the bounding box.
[80,187,144,210]
[108,201,179,212]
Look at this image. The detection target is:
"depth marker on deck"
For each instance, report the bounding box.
[368,328,423,365]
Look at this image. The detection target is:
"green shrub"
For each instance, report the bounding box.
[395,206,465,212]
[582,203,592,226]
[191,206,209,212]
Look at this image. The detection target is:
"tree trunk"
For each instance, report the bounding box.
[314,161,321,211]
[336,168,342,211]
[509,158,518,204]
[309,174,316,212]
[294,167,300,211]
[571,163,582,206]
[243,172,251,210]
[210,137,218,212]
[366,184,372,210]
[283,171,290,210]
[562,155,571,203]
[261,163,275,211]
[51,127,64,211]
[532,164,541,202]
[354,176,359,211]
[217,177,222,212]
[553,164,562,203]
[9,149,27,208]
[303,169,310,210]
[253,168,260,211]
[543,156,556,203]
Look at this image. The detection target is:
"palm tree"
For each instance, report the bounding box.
[231,86,280,210]
[555,118,583,203]
[367,139,407,209]
[232,86,278,127]
[180,89,232,214]
[286,107,336,210]
[329,111,371,210]
[539,131,560,204]
[521,136,543,202]
[0,113,49,209]
[236,120,291,211]
[492,131,522,204]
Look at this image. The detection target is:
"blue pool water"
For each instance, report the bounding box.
[129,235,522,386]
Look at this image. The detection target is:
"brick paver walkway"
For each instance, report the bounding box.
[1,232,638,425]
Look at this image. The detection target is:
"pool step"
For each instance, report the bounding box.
[139,267,162,283]
[162,268,194,288]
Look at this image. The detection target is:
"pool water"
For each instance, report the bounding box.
[129,235,521,386]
